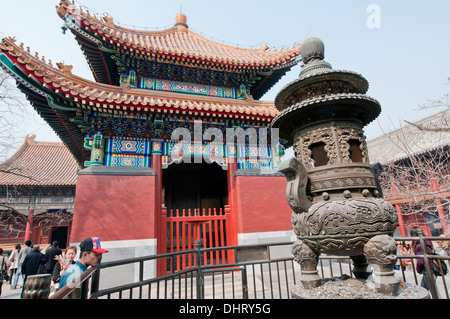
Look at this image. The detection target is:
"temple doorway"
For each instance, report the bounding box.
[161,158,232,273]
[163,158,228,213]
[50,226,69,249]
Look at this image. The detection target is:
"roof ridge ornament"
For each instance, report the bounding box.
[56,62,73,75]
[102,15,115,27]
[175,13,188,31]
[25,134,37,145]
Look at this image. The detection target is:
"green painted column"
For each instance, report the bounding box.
[83,132,105,166]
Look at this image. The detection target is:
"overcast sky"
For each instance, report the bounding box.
[1,0,449,158]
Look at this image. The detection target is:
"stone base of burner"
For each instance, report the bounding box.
[291,276,429,299]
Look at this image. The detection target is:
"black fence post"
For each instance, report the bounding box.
[195,239,204,299]
[241,266,249,299]
[90,265,101,299]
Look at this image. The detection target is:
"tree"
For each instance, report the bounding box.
[0,68,27,162]
[405,78,450,132]
[375,100,450,234]
[0,69,74,241]
[0,68,29,237]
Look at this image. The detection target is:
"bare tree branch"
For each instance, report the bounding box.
[404,120,450,132]
[0,69,75,240]
[378,123,450,229]
[0,68,29,162]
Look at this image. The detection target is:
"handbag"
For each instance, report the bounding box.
[1,257,10,282]
[431,252,448,276]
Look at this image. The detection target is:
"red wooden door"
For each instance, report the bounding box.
[159,205,234,275]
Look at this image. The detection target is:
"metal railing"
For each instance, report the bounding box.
[50,236,450,299]
[395,236,449,299]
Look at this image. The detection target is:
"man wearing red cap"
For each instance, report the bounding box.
[59,237,108,298]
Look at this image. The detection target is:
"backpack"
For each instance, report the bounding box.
[431,252,448,276]
[1,257,10,282]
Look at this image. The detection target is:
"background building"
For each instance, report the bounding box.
[0,134,79,249]
[368,108,450,237]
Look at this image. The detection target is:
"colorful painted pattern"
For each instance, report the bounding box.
[139,77,236,99]
[163,142,225,157]
[237,160,273,170]
[104,153,150,167]
[237,144,274,170]
[105,138,151,155]
[104,137,151,167]
[98,137,280,169]
[237,144,271,159]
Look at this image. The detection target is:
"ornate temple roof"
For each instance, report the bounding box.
[55,0,301,99]
[0,36,281,164]
[0,37,279,118]
[0,37,278,117]
[56,0,300,70]
[0,135,79,186]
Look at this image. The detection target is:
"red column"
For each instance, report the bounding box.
[151,154,162,234]
[430,177,447,234]
[226,155,238,264]
[159,207,168,276]
[436,199,447,235]
[151,141,164,275]
[395,204,406,237]
[226,153,238,247]
[23,196,36,243]
[23,208,34,243]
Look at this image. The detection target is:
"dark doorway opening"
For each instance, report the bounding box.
[163,158,228,214]
[50,226,68,249]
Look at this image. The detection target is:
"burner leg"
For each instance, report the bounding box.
[292,240,322,289]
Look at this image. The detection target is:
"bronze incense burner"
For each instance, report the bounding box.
[272,37,399,295]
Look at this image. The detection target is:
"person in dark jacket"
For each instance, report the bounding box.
[21,245,48,298]
[409,226,437,294]
[12,240,32,289]
[44,241,62,274]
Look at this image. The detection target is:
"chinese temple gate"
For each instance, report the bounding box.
[0,1,299,274]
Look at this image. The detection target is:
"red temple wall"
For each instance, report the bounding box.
[234,175,292,234]
[71,169,157,243]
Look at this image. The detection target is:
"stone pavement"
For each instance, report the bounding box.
[1,282,22,299]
